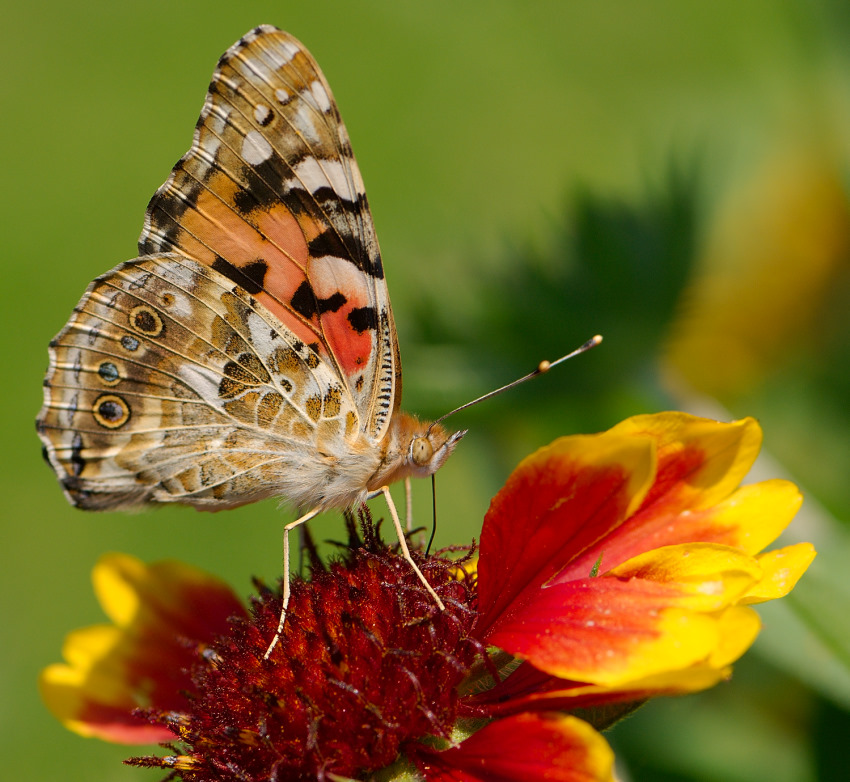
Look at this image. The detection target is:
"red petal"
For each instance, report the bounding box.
[486,577,673,679]
[476,434,654,636]
[487,542,765,688]
[420,713,615,782]
[560,479,800,581]
[486,572,729,686]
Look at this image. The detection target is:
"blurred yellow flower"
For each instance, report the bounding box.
[666,146,850,398]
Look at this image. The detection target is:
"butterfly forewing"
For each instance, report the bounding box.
[139,25,399,440]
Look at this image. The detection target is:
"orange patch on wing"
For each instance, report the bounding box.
[256,203,314,269]
[184,190,306,284]
[307,255,375,377]
[180,190,334,353]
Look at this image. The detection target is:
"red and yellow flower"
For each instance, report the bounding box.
[41,413,814,781]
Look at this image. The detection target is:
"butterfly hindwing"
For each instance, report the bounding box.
[38,253,371,511]
[139,25,400,441]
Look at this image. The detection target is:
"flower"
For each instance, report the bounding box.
[39,554,244,744]
[41,413,815,781]
[664,148,850,399]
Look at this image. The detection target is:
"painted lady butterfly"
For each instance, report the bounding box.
[36,25,465,649]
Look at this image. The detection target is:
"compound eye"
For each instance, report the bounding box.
[411,437,434,466]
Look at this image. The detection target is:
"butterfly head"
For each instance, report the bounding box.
[370,412,465,491]
[408,423,467,478]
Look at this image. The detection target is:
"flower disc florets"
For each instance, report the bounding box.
[130,529,479,781]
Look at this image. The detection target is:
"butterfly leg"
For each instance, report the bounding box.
[372,485,445,612]
[264,506,322,659]
[404,476,414,532]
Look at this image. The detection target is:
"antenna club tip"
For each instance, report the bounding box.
[441,335,603,423]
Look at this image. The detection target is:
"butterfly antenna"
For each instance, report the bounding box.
[429,334,603,430]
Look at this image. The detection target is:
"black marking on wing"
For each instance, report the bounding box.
[290,280,347,319]
[70,432,85,477]
[347,306,378,333]
[233,159,287,214]
[307,228,349,259]
[211,257,269,295]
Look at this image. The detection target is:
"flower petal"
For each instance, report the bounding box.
[40,553,245,744]
[488,544,762,686]
[565,478,802,579]
[477,432,655,636]
[557,414,770,577]
[702,480,803,555]
[94,552,245,641]
[707,605,763,667]
[609,413,763,512]
[488,578,716,686]
[742,543,817,603]
[421,713,615,782]
[608,543,763,610]
[478,606,762,717]
[40,626,173,744]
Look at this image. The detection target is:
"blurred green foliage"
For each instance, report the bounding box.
[4,1,850,780]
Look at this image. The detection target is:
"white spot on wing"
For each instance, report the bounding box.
[309,81,332,113]
[293,104,320,144]
[254,104,272,125]
[178,363,223,403]
[242,130,273,165]
[275,88,291,105]
[161,291,193,320]
[289,157,356,200]
[308,254,371,297]
[245,311,282,359]
[273,39,301,67]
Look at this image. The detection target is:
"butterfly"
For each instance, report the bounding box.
[36,25,465,651]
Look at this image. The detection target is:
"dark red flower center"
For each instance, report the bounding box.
[130,531,479,781]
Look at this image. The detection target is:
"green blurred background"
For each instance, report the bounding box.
[5,1,850,779]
